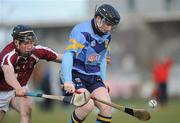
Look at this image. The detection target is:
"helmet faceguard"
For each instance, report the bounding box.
[15,31,37,43]
[95,4,120,31]
[12,25,37,43]
[12,25,37,57]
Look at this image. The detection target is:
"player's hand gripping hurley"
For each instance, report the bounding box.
[16,91,90,107]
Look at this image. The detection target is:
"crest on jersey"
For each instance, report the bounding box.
[91,40,96,47]
[87,54,101,63]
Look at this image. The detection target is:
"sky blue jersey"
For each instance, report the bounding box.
[64,20,111,76]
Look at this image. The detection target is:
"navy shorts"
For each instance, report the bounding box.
[60,70,105,96]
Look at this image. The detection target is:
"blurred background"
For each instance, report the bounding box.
[1,0,180,123]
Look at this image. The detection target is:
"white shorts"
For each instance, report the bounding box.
[0,85,29,112]
[0,90,15,112]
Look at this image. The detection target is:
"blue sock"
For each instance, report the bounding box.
[96,121,103,123]
[96,114,112,123]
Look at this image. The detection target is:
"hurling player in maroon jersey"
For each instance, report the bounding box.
[0,25,62,123]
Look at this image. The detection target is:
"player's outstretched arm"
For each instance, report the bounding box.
[54,53,63,63]
[1,65,26,96]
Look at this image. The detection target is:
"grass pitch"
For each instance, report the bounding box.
[2,99,180,123]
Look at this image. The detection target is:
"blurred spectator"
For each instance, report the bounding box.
[32,63,53,111]
[40,66,53,111]
[151,56,173,107]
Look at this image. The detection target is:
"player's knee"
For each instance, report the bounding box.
[85,99,95,112]
[99,104,112,116]
[76,99,94,118]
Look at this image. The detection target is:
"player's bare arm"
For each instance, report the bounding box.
[53,53,63,63]
[1,65,26,96]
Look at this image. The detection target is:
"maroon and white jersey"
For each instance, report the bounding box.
[0,41,58,91]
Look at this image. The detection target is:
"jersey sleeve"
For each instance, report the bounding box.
[65,26,85,54]
[61,51,74,82]
[34,45,58,61]
[1,50,16,67]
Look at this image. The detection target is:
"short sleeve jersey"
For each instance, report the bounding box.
[0,42,58,91]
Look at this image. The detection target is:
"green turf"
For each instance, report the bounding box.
[2,99,180,123]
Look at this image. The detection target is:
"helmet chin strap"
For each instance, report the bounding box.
[21,52,32,57]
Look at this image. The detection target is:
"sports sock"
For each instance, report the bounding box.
[68,111,84,123]
[96,114,112,123]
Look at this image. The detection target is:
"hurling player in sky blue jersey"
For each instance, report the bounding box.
[60,4,120,123]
